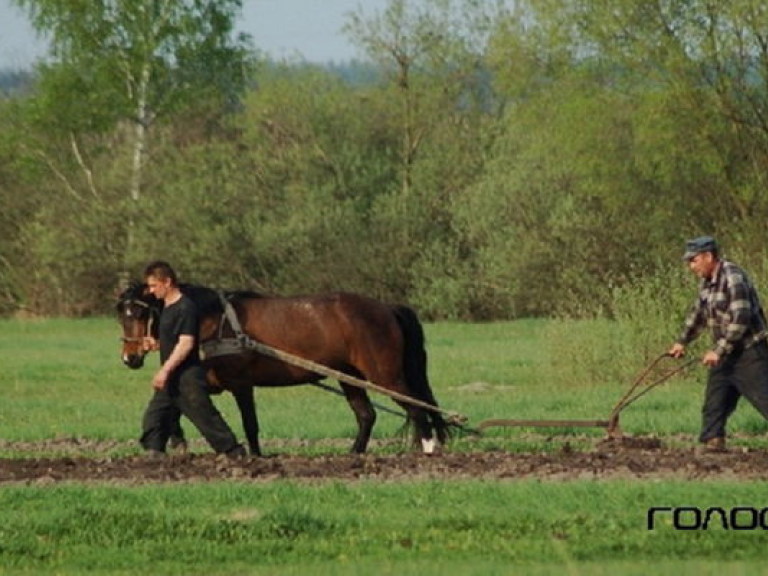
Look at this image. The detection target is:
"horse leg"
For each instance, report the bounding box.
[340,383,376,453]
[232,387,261,456]
[391,305,448,452]
[406,392,448,449]
[402,405,437,454]
[353,353,437,454]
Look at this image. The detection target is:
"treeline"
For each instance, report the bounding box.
[2,0,768,320]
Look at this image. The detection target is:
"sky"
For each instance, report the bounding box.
[0,0,390,69]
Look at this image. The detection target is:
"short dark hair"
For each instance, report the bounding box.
[143,260,178,285]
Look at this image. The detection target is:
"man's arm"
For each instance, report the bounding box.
[152,334,196,390]
[674,299,706,350]
[714,270,753,357]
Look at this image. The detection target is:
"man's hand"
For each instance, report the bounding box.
[152,367,170,391]
[150,335,193,391]
[668,342,686,358]
[702,350,720,367]
[142,336,159,352]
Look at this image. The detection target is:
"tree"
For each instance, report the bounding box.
[13,0,253,271]
[344,0,497,198]
[342,0,502,312]
[548,0,768,245]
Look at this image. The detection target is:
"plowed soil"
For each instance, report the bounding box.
[3,436,768,484]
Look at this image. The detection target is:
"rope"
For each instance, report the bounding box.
[309,381,407,419]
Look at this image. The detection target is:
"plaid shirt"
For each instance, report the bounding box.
[678,260,767,357]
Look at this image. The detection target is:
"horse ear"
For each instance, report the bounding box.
[118,280,147,298]
[125,280,141,290]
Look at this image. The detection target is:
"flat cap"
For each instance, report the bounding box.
[682,235,718,261]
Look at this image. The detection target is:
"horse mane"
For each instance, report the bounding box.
[179,284,267,316]
[119,280,145,299]
[224,289,265,300]
[120,281,266,315]
[177,283,223,316]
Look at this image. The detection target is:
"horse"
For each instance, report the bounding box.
[116,282,450,456]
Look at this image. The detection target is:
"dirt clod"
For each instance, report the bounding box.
[2,437,768,484]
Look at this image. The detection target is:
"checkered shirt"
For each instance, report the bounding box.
[678,260,767,357]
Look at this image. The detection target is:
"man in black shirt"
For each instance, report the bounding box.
[139,260,245,458]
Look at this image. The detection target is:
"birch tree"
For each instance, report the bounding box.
[13,0,252,269]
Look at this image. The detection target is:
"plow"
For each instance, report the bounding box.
[475,352,697,438]
[230,332,697,441]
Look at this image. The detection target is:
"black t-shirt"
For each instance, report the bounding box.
[158,294,201,375]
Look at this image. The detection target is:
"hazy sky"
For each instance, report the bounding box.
[0,0,390,68]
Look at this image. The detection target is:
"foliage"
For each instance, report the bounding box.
[0,67,35,96]
[3,0,254,313]
[3,0,768,319]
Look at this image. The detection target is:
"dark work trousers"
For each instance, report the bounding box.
[140,365,240,453]
[700,341,768,443]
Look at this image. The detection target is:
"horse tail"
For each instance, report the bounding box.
[392,305,449,444]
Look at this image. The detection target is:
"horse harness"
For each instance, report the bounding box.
[119,292,246,353]
[199,294,257,359]
[200,294,468,425]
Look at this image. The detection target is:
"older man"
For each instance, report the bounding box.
[669,236,768,451]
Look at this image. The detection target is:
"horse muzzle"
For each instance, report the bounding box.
[122,353,146,370]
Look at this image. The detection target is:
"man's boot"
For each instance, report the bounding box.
[697,436,727,454]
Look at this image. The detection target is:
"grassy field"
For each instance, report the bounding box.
[2,316,768,575]
[3,481,768,576]
[2,315,767,452]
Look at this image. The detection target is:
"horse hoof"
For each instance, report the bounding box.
[421,438,436,454]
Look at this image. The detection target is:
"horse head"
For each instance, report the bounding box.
[116,280,161,369]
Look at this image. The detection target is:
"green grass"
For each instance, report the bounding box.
[2,316,767,454]
[3,316,768,574]
[1,317,556,450]
[2,481,768,575]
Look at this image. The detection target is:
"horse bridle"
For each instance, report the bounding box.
[119,298,159,345]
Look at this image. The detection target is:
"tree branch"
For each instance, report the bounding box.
[69,133,100,200]
[23,144,85,202]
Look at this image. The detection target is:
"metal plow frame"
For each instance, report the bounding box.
[474,353,696,438]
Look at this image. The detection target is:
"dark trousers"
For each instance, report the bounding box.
[700,341,768,442]
[140,365,240,453]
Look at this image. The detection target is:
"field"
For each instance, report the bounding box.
[2,317,768,575]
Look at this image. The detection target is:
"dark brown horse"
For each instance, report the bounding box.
[116,282,449,455]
